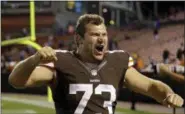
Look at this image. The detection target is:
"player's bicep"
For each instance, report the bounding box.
[25,66,55,87]
[124,67,153,94]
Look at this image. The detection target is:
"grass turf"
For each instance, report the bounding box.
[2,99,156,114]
[2,100,55,114]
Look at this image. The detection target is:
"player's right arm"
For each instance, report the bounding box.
[124,67,184,108]
[8,46,58,88]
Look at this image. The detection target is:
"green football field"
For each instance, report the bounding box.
[2,100,55,114]
[2,99,156,114]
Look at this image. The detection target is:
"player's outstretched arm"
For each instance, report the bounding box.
[124,67,184,108]
[9,46,57,88]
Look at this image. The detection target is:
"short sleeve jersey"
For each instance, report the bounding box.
[41,50,134,114]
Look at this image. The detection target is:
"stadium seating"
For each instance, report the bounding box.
[118,24,184,65]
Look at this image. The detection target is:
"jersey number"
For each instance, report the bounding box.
[69,84,116,114]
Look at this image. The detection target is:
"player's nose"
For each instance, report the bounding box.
[97,37,103,44]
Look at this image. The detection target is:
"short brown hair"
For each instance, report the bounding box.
[76,14,105,38]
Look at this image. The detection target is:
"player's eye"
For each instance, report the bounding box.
[102,33,107,37]
[91,33,100,36]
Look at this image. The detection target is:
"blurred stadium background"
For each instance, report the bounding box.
[1,1,185,114]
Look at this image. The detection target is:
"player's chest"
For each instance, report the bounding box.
[56,59,124,89]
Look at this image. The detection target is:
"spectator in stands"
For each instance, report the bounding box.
[153,28,159,40]
[176,43,184,65]
[68,41,76,51]
[67,21,75,35]
[131,53,143,70]
[155,16,160,30]
[26,46,36,55]
[153,16,160,40]
[58,40,64,49]
[44,35,54,47]
[149,56,156,65]
[22,28,29,36]
[19,50,27,60]
[163,49,170,64]
[180,54,184,66]
[108,35,119,50]
[135,54,145,71]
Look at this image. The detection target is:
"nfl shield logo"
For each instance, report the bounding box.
[91,69,97,76]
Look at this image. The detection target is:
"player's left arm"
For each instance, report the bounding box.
[124,67,184,108]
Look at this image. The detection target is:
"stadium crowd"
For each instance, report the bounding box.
[2,25,184,75]
[2,5,185,75]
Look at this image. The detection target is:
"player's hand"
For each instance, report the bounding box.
[34,46,58,63]
[162,93,184,108]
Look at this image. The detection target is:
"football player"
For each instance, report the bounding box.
[9,14,184,114]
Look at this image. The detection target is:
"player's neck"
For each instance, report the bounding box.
[77,48,100,64]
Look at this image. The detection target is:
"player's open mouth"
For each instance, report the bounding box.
[95,45,104,54]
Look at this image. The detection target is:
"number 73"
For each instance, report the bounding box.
[70,84,116,114]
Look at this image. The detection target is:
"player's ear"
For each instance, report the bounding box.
[75,34,83,47]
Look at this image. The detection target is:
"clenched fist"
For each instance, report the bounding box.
[34,46,58,63]
[162,93,184,108]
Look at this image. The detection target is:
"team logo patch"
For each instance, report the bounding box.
[91,69,98,76]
